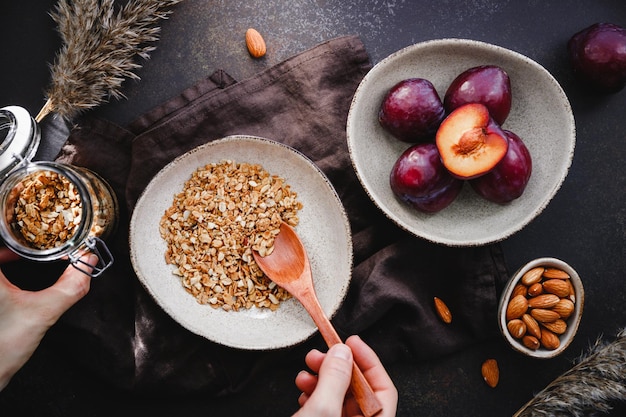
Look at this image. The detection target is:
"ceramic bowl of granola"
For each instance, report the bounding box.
[130,135,353,350]
[498,257,584,359]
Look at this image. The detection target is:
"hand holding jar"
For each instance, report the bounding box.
[0,247,98,391]
[0,106,118,277]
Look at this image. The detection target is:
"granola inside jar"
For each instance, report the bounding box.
[0,161,118,276]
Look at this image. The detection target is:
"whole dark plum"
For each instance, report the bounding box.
[443,65,512,125]
[379,78,445,143]
[390,143,463,213]
[470,130,532,204]
[568,22,626,93]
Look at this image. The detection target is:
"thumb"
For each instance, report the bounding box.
[34,253,97,324]
[309,344,353,408]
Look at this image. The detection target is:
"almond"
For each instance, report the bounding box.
[527,282,543,297]
[542,267,570,279]
[512,283,528,298]
[567,280,576,303]
[531,308,561,323]
[552,298,575,319]
[507,319,526,339]
[522,313,542,339]
[433,297,452,324]
[521,267,544,286]
[481,359,499,388]
[245,28,266,58]
[542,279,570,297]
[522,335,540,350]
[540,328,561,350]
[541,319,568,335]
[506,294,528,320]
[528,293,560,309]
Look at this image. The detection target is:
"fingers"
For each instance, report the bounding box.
[295,344,353,416]
[313,343,353,398]
[346,335,398,417]
[345,335,391,388]
[304,348,326,373]
[34,254,98,324]
[295,371,317,406]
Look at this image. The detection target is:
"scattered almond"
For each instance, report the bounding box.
[481,359,499,388]
[434,297,452,324]
[245,28,266,58]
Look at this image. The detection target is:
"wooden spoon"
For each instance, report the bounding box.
[252,222,383,417]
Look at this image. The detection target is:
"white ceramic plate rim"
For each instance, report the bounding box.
[347,38,576,246]
[129,135,353,350]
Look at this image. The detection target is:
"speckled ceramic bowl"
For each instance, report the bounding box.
[129,136,352,350]
[347,39,575,246]
[498,258,584,359]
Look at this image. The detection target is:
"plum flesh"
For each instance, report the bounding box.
[436,103,509,180]
[379,78,445,143]
[470,130,532,204]
[568,22,626,93]
[444,65,512,125]
[390,143,463,213]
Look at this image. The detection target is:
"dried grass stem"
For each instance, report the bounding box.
[40,0,182,121]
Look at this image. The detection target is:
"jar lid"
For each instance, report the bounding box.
[0,106,41,179]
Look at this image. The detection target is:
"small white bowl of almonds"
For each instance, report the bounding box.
[498,257,584,358]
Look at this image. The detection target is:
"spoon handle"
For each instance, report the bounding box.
[299,290,383,417]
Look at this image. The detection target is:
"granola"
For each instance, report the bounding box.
[159,160,303,311]
[13,170,82,249]
[9,168,117,251]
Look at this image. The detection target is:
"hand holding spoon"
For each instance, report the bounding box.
[252,222,383,417]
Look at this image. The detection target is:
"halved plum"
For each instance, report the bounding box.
[444,65,512,125]
[390,143,463,213]
[435,103,509,179]
[470,130,532,204]
[379,78,445,143]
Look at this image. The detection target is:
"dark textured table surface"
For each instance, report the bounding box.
[1,1,626,416]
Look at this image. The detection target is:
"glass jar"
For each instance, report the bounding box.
[0,105,117,277]
[0,106,40,178]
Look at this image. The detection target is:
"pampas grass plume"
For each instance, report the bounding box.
[37,0,182,122]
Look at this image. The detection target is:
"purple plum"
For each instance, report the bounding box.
[568,22,626,93]
[470,130,532,204]
[379,78,445,143]
[390,143,463,213]
[444,65,512,125]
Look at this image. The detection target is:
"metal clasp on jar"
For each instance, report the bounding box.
[68,236,114,278]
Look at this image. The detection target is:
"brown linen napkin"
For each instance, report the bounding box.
[39,35,508,395]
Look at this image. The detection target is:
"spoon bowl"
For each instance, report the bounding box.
[253,222,383,417]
